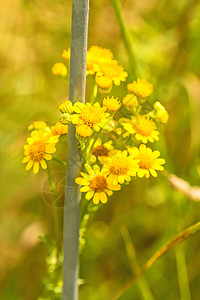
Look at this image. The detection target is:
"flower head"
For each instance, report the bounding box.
[154,101,169,124]
[88,138,116,164]
[51,122,68,136]
[103,96,121,112]
[86,46,114,75]
[122,115,159,143]
[95,59,128,86]
[59,100,73,114]
[127,78,153,98]
[122,94,138,111]
[52,63,67,77]
[28,121,49,132]
[62,48,70,61]
[102,150,139,185]
[128,144,165,178]
[76,124,93,138]
[22,131,59,174]
[95,76,112,91]
[71,102,110,132]
[75,163,121,205]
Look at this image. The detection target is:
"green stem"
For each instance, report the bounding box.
[91,83,98,104]
[120,225,154,300]
[175,244,191,300]
[111,0,139,78]
[46,164,60,250]
[174,194,191,300]
[52,156,67,166]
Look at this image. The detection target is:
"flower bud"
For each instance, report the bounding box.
[52,63,67,76]
[59,100,73,114]
[59,113,72,125]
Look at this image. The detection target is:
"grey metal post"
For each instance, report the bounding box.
[62,1,89,299]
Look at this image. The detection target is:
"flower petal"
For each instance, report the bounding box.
[22,156,30,163]
[40,159,47,169]
[99,192,107,204]
[26,160,33,170]
[85,190,94,200]
[33,162,40,174]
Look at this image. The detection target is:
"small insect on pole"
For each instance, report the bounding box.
[62,1,89,300]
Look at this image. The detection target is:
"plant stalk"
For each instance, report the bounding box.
[62,1,89,299]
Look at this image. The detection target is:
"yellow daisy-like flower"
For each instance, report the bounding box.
[71,102,110,132]
[122,115,159,143]
[122,94,138,111]
[127,78,153,98]
[88,138,116,164]
[95,76,113,90]
[22,131,59,174]
[95,59,128,86]
[86,46,114,75]
[102,150,139,185]
[51,122,68,136]
[103,96,121,112]
[52,63,67,76]
[75,163,121,205]
[28,121,49,132]
[76,124,94,138]
[62,48,70,60]
[128,144,165,178]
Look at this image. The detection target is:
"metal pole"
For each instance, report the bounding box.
[62,1,89,299]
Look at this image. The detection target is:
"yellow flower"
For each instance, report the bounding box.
[75,163,121,205]
[103,96,121,112]
[62,48,70,60]
[86,46,114,75]
[22,131,59,174]
[154,102,169,124]
[51,122,68,136]
[95,59,128,86]
[127,78,153,98]
[102,150,139,184]
[28,121,49,132]
[52,63,67,76]
[76,124,94,138]
[59,100,73,114]
[128,144,165,178]
[71,102,110,132]
[89,138,116,164]
[122,115,159,143]
[95,76,112,91]
[122,94,138,111]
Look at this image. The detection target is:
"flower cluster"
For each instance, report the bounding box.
[56,45,128,90]
[23,45,168,207]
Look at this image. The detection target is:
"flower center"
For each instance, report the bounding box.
[90,175,107,192]
[138,154,152,170]
[92,145,109,157]
[29,141,46,162]
[132,117,156,136]
[80,106,105,126]
[110,166,127,175]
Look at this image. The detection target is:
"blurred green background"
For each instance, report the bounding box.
[1,0,200,299]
